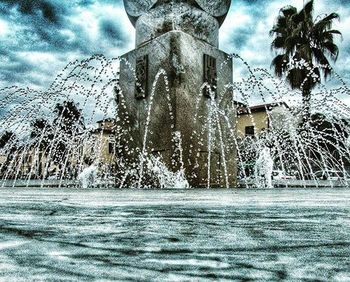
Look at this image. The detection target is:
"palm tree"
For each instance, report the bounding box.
[270,0,341,123]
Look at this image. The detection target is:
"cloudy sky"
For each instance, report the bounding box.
[0,0,349,90]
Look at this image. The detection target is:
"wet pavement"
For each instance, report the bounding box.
[0,188,349,281]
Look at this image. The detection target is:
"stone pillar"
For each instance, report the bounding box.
[118,0,236,187]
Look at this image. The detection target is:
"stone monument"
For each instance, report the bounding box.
[117,0,236,187]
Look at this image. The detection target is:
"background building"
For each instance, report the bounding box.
[0,119,117,180]
[89,118,116,167]
[236,102,290,139]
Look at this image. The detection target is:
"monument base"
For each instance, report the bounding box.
[118,31,237,187]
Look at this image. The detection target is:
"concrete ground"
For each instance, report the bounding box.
[0,188,349,281]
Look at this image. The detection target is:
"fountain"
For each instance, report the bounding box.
[117,0,236,188]
[1,2,350,280]
[0,1,349,189]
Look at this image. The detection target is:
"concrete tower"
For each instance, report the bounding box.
[118,0,236,187]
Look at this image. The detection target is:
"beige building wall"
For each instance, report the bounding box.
[14,149,53,178]
[0,153,6,165]
[0,120,117,179]
[90,132,115,165]
[236,111,269,139]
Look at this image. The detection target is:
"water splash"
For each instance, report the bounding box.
[0,53,349,188]
[254,147,273,189]
[78,164,98,189]
[146,155,189,189]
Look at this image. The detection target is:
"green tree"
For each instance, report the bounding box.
[270,0,341,122]
[30,118,53,150]
[51,100,85,164]
[309,113,349,170]
[0,131,15,149]
[30,119,49,139]
[53,100,85,135]
[0,131,18,177]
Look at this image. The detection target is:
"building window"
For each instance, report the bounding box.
[108,143,115,155]
[245,126,255,137]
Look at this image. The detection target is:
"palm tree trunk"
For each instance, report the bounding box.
[302,88,311,124]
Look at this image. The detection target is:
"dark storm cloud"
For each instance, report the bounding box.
[229,27,251,49]
[100,19,128,45]
[0,0,125,53]
[78,0,123,7]
[0,45,31,85]
[0,0,349,90]
[78,0,95,6]
[0,0,75,52]
[0,0,131,87]
[0,0,67,25]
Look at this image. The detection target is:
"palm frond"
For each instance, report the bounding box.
[280,5,297,18]
[314,13,340,31]
[310,48,333,80]
[326,29,342,36]
[303,0,314,17]
[286,68,304,90]
[323,41,339,61]
[271,36,285,50]
[270,0,340,88]
[299,44,312,62]
[271,55,287,78]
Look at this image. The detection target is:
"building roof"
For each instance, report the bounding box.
[96,118,116,124]
[91,118,116,135]
[237,102,289,115]
[233,100,247,108]
[91,128,115,135]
